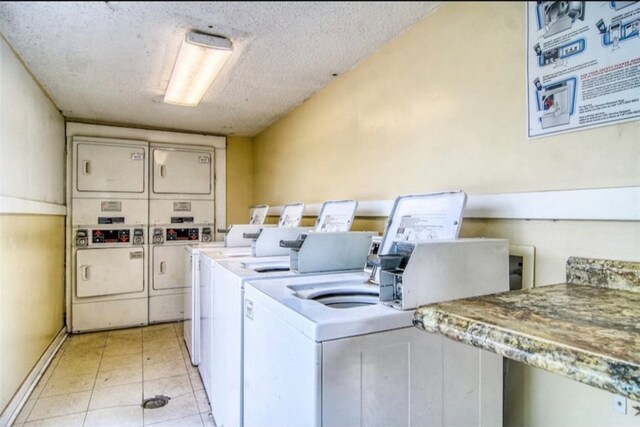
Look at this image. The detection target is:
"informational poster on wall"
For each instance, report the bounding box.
[526,1,640,138]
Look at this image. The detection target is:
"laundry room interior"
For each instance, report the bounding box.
[1,2,638,427]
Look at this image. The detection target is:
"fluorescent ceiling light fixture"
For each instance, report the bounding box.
[164,31,233,106]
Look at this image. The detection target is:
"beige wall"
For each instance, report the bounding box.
[0,35,66,414]
[226,136,254,225]
[252,2,639,426]
[0,216,65,412]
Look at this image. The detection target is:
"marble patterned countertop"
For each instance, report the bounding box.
[413,257,640,401]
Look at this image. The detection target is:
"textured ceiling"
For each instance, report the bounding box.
[0,1,439,137]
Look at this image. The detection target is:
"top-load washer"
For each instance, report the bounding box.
[183,202,305,365]
[201,232,376,427]
[198,200,365,427]
[239,191,511,427]
[242,238,508,427]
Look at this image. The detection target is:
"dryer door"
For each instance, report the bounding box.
[76,142,146,194]
[76,248,145,297]
[152,148,213,195]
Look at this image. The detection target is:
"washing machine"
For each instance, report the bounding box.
[198,199,364,426]
[243,238,509,427]
[201,231,376,427]
[188,199,357,367]
[183,202,306,363]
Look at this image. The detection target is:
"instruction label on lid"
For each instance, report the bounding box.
[318,215,351,232]
[395,214,458,241]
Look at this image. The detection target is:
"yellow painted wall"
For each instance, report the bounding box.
[0,215,65,413]
[252,2,639,426]
[226,136,254,225]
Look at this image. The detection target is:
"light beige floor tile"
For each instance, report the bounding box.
[23,412,85,427]
[108,327,143,339]
[89,381,142,410]
[143,349,184,366]
[103,342,143,358]
[144,375,192,399]
[194,388,211,414]
[52,358,101,377]
[142,324,176,339]
[143,358,188,381]
[145,413,203,426]
[84,405,143,427]
[142,392,199,425]
[188,369,204,391]
[105,335,142,347]
[174,323,185,338]
[58,347,104,364]
[100,352,143,370]
[27,391,91,421]
[95,365,143,389]
[40,371,96,397]
[143,339,180,354]
[67,331,108,345]
[201,411,216,427]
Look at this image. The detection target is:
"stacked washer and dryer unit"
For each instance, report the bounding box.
[148,143,215,324]
[70,137,150,332]
[69,136,216,332]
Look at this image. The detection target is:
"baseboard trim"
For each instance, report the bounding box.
[0,327,67,426]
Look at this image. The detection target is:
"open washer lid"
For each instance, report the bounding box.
[379,191,467,256]
[314,199,358,232]
[278,203,305,228]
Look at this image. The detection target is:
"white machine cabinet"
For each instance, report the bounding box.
[75,247,145,297]
[73,137,148,198]
[151,144,214,197]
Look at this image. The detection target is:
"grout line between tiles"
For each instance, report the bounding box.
[81,334,107,427]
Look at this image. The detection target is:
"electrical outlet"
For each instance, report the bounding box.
[613,395,627,415]
[509,245,535,289]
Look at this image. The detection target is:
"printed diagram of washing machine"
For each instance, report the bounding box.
[538,1,585,38]
[70,136,150,332]
[533,77,577,129]
[148,143,216,324]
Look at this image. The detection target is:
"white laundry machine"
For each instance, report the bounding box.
[243,238,509,427]
[70,136,150,333]
[148,224,214,323]
[201,231,376,427]
[183,202,306,364]
[187,199,357,367]
[198,197,363,426]
[71,225,148,332]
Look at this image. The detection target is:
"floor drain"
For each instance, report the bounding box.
[141,395,170,409]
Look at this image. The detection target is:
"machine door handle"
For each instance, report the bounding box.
[159,165,165,178]
[80,265,90,281]
[160,261,166,274]
[82,160,91,175]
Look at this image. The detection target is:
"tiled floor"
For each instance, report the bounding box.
[13,322,215,427]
